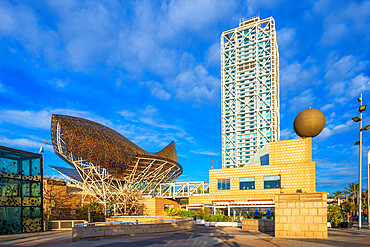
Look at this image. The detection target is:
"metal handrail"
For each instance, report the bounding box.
[75,218,193,227]
[111,215,179,218]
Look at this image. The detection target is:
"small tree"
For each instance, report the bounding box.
[328,204,343,224]
[342,201,356,223]
[43,176,81,220]
[76,202,105,222]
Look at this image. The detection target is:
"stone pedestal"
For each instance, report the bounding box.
[275,192,327,238]
[242,219,275,232]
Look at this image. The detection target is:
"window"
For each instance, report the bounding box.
[217,179,230,190]
[240,177,255,190]
[260,154,269,165]
[264,175,281,189]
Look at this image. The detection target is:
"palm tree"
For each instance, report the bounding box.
[332,191,344,204]
[344,183,359,204]
[362,189,368,217]
[342,201,356,222]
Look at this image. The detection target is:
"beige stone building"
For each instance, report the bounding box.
[187,137,316,214]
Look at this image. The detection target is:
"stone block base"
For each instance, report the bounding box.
[242,219,275,232]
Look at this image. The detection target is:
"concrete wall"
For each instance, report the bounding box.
[47,220,87,230]
[275,192,327,238]
[72,219,194,241]
[242,219,274,232]
[107,216,179,222]
[189,138,315,205]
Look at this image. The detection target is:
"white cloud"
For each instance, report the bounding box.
[320,23,347,45]
[119,105,185,132]
[0,0,235,104]
[325,56,367,82]
[331,74,370,103]
[280,61,317,93]
[117,106,194,144]
[172,65,219,103]
[48,78,70,88]
[0,135,52,152]
[118,110,136,119]
[142,81,171,100]
[346,74,370,98]
[318,1,370,46]
[323,55,369,103]
[0,109,113,130]
[280,128,296,140]
[150,87,171,100]
[315,158,359,191]
[287,89,315,112]
[317,120,353,141]
[321,103,335,112]
[190,150,219,156]
[277,27,296,57]
[205,42,220,67]
[0,107,194,152]
[164,0,237,34]
[312,0,332,15]
[325,112,336,124]
[0,2,60,66]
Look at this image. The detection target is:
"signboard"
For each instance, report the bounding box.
[240,177,255,182]
[264,175,280,181]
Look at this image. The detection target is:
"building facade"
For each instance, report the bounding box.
[221,16,280,168]
[188,138,315,214]
[0,146,43,234]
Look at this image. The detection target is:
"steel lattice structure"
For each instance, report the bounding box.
[157,181,209,198]
[221,16,280,168]
[50,115,182,215]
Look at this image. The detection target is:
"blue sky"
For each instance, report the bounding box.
[0,0,369,195]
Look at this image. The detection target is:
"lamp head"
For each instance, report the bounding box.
[359,105,367,112]
[352,116,361,122]
[361,125,370,131]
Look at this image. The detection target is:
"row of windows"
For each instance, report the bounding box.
[217,176,280,191]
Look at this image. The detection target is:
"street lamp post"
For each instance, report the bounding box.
[368,150,370,228]
[352,93,368,230]
[359,94,363,230]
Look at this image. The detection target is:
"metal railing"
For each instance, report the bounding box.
[156,181,209,198]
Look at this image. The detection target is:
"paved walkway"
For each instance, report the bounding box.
[1,227,370,247]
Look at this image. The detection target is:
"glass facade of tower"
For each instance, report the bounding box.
[221,16,279,168]
[0,146,43,234]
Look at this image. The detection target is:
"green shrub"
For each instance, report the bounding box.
[232,216,242,222]
[76,201,105,222]
[203,213,211,222]
[328,204,343,224]
[253,215,262,219]
[210,211,228,222]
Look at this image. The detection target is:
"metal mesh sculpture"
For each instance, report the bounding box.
[50,115,182,215]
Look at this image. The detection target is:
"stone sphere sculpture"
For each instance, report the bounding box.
[293,108,325,137]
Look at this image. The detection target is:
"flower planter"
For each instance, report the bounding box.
[340,222,353,228]
[242,219,275,232]
[195,219,205,225]
[327,222,331,228]
[204,221,242,227]
[331,222,340,228]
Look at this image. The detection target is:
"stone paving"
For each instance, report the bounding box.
[1,226,370,247]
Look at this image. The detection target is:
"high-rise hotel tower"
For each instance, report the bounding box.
[221,16,280,168]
